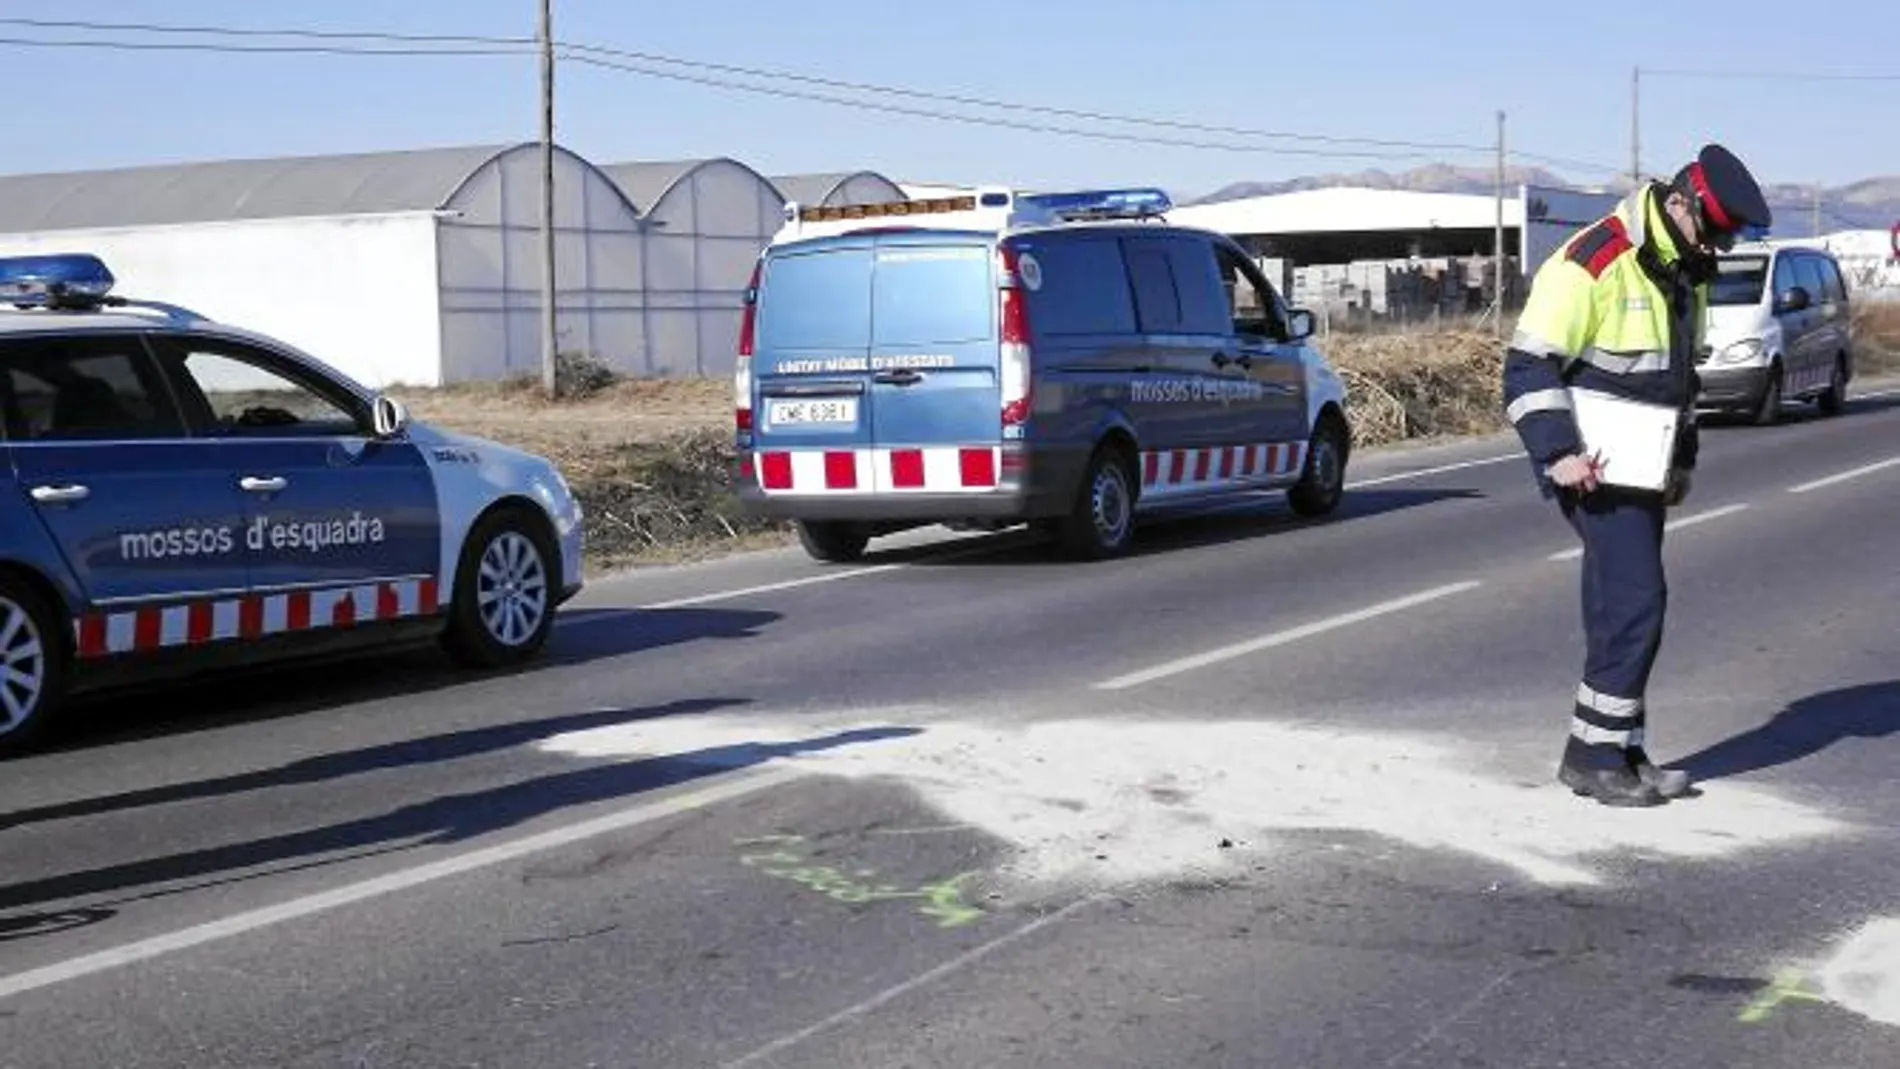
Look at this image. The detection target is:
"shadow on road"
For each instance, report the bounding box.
[40,606,780,755]
[881,486,1487,567]
[1676,680,1900,782]
[0,698,918,922]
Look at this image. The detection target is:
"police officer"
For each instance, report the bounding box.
[1502,143,1771,807]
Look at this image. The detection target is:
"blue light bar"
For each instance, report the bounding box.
[1018,187,1173,221]
[0,253,116,309]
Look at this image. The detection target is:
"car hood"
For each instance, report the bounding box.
[405,420,544,465]
[1703,304,1773,353]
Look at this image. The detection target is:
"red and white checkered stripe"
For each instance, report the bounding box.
[753,446,1002,494]
[73,576,440,659]
[1141,441,1307,497]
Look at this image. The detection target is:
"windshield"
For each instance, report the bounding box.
[1709,255,1769,306]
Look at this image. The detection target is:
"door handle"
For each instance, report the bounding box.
[239,475,287,493]
[872,369,923,386]
[1234,354,1254,370]
[1211,352,1231,368]
[29,484,89,504]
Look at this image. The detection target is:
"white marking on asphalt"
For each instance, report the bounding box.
[718,894,1102,1069]
[1344,452,1521,489]
[0,768,803,1002]
[1092,579,1484,691]
[1787,456,1900,495]
[1545,503,1751,562]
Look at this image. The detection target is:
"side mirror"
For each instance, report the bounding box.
[1287,308,1316,340]
[371,394,409,438]
[1778,286,1811,313]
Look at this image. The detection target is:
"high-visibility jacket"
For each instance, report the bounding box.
[1502,182,1704,492]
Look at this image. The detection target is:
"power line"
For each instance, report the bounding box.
[0,16,1633,177]
[1642,65,1900,83]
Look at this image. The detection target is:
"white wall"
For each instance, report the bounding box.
[641,159,786,377]
[0,213,442,387]
[436,145,649,383]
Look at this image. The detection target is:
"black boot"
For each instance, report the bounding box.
[1629,748,1695,798]
[1558,742,1667,807]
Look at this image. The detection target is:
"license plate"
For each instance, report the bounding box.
[767,397,858,427]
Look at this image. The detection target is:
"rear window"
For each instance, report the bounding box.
[1017,235,1138,336]
[757,241,994,350]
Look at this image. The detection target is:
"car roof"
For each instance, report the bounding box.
[0,305,376,402]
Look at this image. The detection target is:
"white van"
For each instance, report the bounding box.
[1697,242,1854,424]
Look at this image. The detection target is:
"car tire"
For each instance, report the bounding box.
[440,506,557,669]
[795,520,870,564]
[1751,362,1783,426]
[1817,355,1847,416]
[1054,443,1137,561]
[0,578,68,758]
[1288,413,1349,518]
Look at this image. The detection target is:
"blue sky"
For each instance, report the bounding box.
[3,0,1896,196]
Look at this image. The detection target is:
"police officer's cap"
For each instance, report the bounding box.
[1675,143,1772,236]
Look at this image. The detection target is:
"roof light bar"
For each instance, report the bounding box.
[0,252,116,310]
[1017,187,1173,221]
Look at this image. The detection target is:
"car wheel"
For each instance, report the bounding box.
[1817,355,1847,416]
[795,520,870,563]
[1288,413,1349,517]
[1054,443,1137,561]
[441,507,557,669]
[1752,362,1783,426]
[0,579,67,758]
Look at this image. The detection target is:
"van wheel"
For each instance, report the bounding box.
[441,507,556,669]
[1288,414,1349,517]
[1817,356,1847,416]
[1055,445,1137,561]
[795,520,870,563]
[0,579,67,758]
[1752,362,1783,426]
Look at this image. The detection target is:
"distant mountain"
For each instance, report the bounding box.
[1185,164,1900,237]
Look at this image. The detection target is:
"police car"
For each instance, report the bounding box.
[0,253,585,753]
[732,186,1351,563]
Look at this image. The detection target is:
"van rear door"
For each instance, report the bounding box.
[751,232,1002,495]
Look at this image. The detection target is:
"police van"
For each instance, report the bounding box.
[732,186,1351,563]
[0,253,585,753]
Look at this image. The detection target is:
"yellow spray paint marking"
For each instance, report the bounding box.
[733,835,986,929]
[1737,968,1832,1023]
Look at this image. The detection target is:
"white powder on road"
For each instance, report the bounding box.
[535,712,1847,890]
[1816,917,1900,1028]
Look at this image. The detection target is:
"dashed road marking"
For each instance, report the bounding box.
[1786,456,1900,495]
[1094,579,1484,691]
[1546,503,1751,562]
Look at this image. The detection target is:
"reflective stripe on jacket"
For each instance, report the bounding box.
[1501,182,1704,483]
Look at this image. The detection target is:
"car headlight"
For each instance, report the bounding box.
[1714,338,1765,366]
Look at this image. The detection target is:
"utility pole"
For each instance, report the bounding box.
[538,0,559,398]
[1629,67,1641,188]
[1494,109,1506,338]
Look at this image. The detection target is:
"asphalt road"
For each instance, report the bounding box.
[4,381,1900,1068]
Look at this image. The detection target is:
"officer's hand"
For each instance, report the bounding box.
[1663,468,1691,506]
[1547,450,1605,493]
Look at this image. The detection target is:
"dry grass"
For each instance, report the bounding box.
[395,307,1900,574]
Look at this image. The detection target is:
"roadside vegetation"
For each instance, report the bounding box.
[393,309,1900,575]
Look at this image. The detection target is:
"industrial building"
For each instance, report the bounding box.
[0,144,907,388]
[1166,184,1621,325]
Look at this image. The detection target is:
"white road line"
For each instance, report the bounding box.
[1093,579,1484,691]
[1787,456,1900,494]
[719,894,1103,1069]
[1344,452,1522,489]
[0,767,804,1002]
[1545,502,1751,562]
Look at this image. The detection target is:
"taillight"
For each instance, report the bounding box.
[997,245,1033,427]
[735,259,761,432]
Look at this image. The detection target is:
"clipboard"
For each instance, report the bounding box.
[1567,387,1680,492]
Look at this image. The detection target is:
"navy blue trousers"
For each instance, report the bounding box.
[1557,487,1668,771]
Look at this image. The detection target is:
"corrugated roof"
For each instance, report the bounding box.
[0,144,512,233]
[598,159,718,211]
